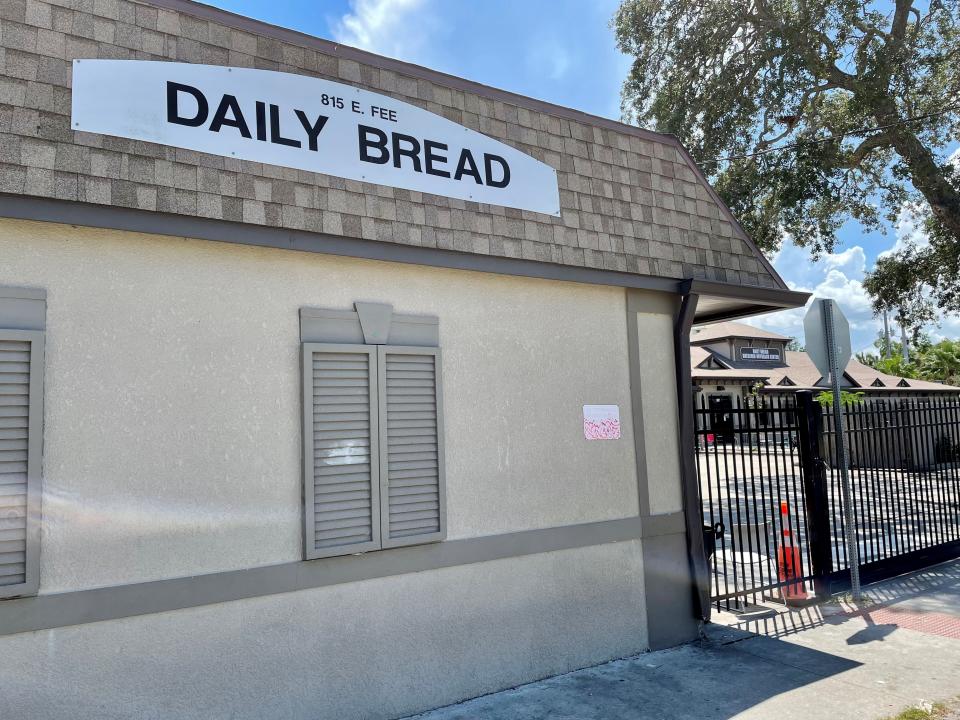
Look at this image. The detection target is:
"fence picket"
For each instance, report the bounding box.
[695,389,960,607]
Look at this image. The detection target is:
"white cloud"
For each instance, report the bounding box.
[882,200,931,259]
[332,0,434,60]
[815,269,873,318]
[746,242,880,353]
[822,245,866,276]
[750,226,960,354]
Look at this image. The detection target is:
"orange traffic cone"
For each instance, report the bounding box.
[777,501,808,603]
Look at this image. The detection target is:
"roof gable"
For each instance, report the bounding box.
[0,0,792,295]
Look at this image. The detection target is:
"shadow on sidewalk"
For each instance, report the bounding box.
[716,559,960,644]
[407,626,862,720]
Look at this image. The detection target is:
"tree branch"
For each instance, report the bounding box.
[844,132,896,168]
[756,82,839,149]
[890,0,914,46]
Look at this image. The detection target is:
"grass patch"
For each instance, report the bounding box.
[884,702,950,720]
[831,592,878,607]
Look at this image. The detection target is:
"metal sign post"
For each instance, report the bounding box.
[804,298,861,600]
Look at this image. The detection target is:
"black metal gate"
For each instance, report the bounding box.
[696,391,960,611]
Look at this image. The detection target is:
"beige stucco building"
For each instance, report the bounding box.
[0,2,806,718]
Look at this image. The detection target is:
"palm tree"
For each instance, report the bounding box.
[919,341,960,386]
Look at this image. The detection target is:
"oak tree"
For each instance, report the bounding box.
[614,0,960,320]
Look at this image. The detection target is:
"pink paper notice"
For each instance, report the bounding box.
[583,405,621,440]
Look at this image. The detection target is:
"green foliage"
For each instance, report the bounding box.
[863,219,959,325]
[745,380,768,406]
[873,355,917,378]
[918,338,960,385]
[613,0,960,316]
[870,329,932,358]
[858,336,960,385]
[786,338,804,351]
[815,389,866,405]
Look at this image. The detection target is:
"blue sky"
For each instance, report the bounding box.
[208,0,959,353]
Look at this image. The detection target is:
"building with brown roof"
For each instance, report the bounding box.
[690,320,960,439]
[0,1,813,716]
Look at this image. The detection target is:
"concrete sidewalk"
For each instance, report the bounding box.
[405,560,960,720]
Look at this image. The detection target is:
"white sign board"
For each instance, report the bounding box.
[71,60,561,216]
[804,299,851,380]
[739,347,782,362]
[583,405,621,440]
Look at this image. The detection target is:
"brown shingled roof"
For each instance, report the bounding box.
[691,321,791,344]
[690,346,712,368]
[842,358,956,391]
[691,347,960,392]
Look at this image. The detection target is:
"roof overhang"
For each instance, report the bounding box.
[687,280,810,323]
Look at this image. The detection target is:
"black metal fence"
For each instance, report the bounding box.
[821,397,960,576]
[696,391,960,611]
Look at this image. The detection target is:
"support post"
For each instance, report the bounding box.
[796,390,833,600]
[673,285,711,622]
[824,299,861,599]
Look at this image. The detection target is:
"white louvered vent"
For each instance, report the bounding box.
[0,339,30,588]
[381,350,443,545]
[308,348,379,557]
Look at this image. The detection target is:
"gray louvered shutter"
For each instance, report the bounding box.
[378,346,446,548]
[0,330,43,598]
[302,344,381,559]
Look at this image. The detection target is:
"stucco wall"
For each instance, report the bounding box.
[0,540,648,720]
[634,304,683,515]
[0,217,648,593]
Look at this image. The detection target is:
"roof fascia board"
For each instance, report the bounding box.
[691,375,771,381]
[692,304,793,324]
[0,194,686,293]
[688,280,809,308]
[0,196,804,319]
[763,387,960,394]
[687,348,734,369]
[692,334,784,343]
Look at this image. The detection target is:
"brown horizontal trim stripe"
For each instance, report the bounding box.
[0,196,803,318]
[639,512,686,538]
[0,194,682,290]
[0,514,684,637]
